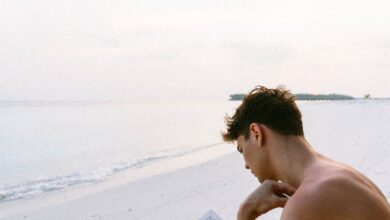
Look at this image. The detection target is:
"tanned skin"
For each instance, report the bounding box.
[236,123,390,220]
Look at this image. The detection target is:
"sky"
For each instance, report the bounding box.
[1,0,390,101]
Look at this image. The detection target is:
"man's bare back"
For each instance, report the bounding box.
[282,158,390,220]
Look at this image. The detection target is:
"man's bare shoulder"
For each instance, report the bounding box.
[281,166,390,220]
[281,175,350,220]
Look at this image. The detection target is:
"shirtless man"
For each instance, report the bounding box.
[222,86,390,219]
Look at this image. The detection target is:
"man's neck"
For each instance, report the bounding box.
[270,136,319,189]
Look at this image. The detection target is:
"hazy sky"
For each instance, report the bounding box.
[1,0,390,101]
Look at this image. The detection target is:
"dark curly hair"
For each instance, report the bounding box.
[222,85,304,142]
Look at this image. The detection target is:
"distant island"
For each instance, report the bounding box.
[229,93,354,101]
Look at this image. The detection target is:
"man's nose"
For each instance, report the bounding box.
[245,164,250,169]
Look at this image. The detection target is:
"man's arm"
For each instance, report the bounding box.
[237,180,296,220]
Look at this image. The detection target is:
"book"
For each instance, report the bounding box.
[199,209,223,220]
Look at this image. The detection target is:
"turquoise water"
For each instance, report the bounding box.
[0,100,234,202]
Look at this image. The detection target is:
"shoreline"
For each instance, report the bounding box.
[0,142,226,204]
[0,147,283,220]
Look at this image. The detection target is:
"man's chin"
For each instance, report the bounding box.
[259,177,280,184]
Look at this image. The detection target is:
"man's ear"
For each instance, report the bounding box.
[249,123,264,146]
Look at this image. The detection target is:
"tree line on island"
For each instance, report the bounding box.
[229,93,356,101]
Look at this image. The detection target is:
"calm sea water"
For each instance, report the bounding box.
[0,100,389,202]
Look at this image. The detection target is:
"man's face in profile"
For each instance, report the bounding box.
[237,134,268,183]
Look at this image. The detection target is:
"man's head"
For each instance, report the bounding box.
[222,85,304,142]
[222,85,304,182]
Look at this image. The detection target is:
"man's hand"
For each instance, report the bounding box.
[237,180,296,220]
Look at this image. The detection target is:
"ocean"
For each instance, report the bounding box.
[0,99,389,202]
